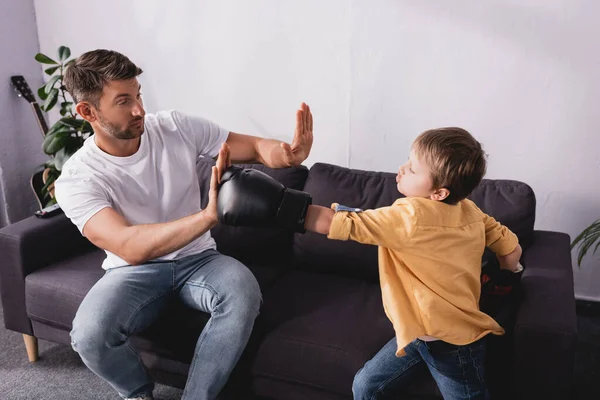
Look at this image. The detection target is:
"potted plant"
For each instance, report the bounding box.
[572,219,600,266]
[34,46,93,206]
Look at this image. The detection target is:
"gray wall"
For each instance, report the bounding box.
[0,0,46,226]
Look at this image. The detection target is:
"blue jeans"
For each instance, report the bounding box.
[70,249,262,400]
[353,337,489,400]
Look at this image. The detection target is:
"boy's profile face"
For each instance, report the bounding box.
[396,148,437,198]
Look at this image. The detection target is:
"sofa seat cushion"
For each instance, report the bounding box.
[25,249,287,334]
[252,270,404,397]
[25,249,106,329]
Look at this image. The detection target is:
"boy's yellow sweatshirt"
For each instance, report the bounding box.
[328,197,518,356]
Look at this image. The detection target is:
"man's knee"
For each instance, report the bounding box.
[70,314,118,357]
[223,263,262,317]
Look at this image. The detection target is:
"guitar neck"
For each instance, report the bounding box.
[30,102,49,136]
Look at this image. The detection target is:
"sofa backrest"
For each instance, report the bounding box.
[196,158,309,265]
[293,163,536,282]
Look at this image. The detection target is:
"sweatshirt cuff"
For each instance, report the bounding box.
[327,203,352,241]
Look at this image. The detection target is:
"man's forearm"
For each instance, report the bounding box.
[305,205,334,235]
[121,210,217,265]
[254,137,288,168]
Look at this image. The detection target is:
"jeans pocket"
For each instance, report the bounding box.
[426,340,461,357]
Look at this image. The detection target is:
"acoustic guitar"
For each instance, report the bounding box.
[10,75,55,210]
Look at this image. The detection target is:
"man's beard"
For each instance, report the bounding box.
[98,113,144,140]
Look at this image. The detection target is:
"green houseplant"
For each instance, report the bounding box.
[34,46,93,206]
[571,220,600,266]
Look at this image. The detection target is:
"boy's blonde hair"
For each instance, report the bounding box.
[413,127,487,204]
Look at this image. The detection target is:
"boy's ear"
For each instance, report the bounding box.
[430,188,450,202]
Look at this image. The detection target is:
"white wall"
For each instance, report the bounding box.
[0,0,47,225]
[33,0,600,300]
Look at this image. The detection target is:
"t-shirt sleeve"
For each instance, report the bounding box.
[171,110,229,158]
[327,201,416,250]
[54,172,112,236]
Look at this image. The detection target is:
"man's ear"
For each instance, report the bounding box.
[430,188,450,202]
[75,102,97,123]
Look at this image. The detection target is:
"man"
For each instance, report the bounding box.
[54,49,313,400]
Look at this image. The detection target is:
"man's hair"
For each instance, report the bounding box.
[63,49,143,107]
[413,127,487,204]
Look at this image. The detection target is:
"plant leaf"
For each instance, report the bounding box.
[54,144,79,171]
[46,123,73,136]
[572,220,600,250]
[42,88,59,112]
[41,173,58,192]
[42,130,74,154]
[54,148,69,171]
[35,53,57,64]
[44,75,61,94]
[58,46,71,62]
[44,66,60,75]
[572,220,600,266]
[577,235,600,267]
[81,120,93,133]
[37,86,48,101]
[59,117,84,129]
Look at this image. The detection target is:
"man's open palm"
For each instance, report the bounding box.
[281,102,313,167]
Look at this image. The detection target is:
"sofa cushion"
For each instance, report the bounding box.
[252,270,397,397]
[25,249,287,333]
[196,158,309,265]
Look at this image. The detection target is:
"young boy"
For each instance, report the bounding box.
[303,127,523,399]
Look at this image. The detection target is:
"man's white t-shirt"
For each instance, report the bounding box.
[54,110,229,270]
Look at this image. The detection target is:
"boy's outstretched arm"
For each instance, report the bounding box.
[305,205,334,235]
[304,203,413,250]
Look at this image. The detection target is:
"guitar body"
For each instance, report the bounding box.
[10,75,53,209]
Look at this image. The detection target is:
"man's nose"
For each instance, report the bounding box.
[132,102,144,117]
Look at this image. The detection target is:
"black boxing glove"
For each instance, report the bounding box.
[217,165,312,233]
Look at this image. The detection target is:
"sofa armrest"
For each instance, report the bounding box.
[513,230,577,400]
[0,213,94,335]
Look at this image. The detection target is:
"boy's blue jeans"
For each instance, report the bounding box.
[353,337,489,400]
[69,249,262,400]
